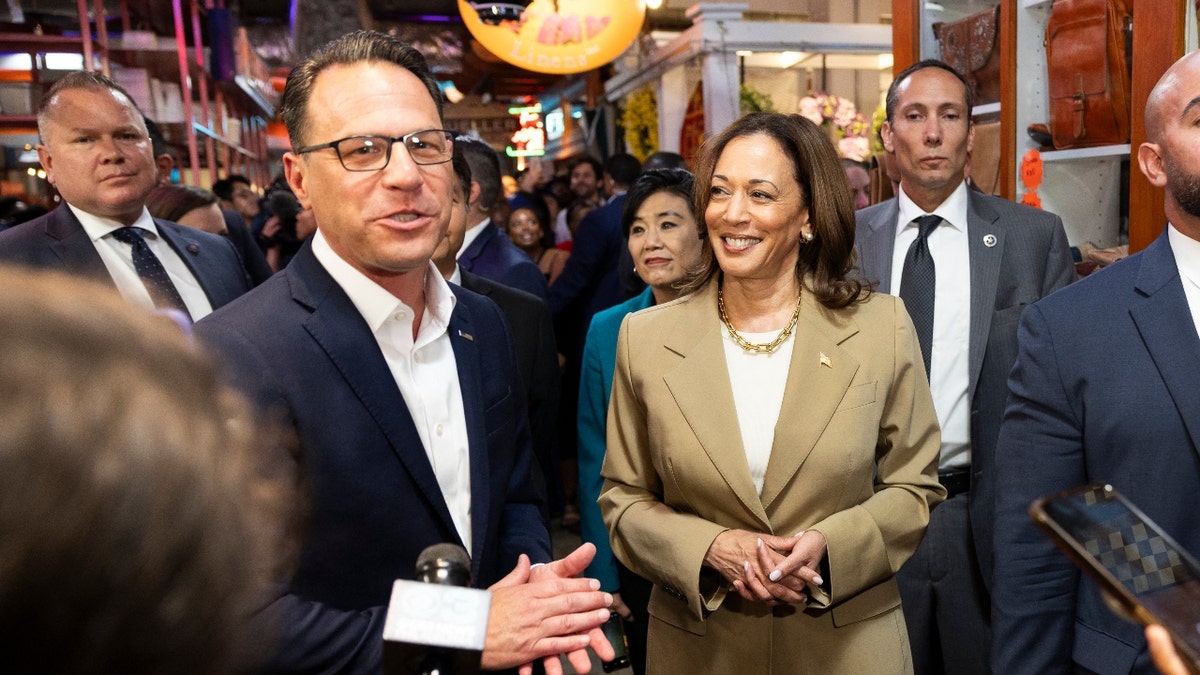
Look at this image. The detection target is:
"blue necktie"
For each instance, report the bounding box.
[110,226,191,319]
[899,215,941,378]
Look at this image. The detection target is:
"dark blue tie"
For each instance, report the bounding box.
[110,226,191,319]
[899,215,941,378]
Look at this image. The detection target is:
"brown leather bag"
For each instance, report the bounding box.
[933,5,1002,106]
[1045,0,1132,149]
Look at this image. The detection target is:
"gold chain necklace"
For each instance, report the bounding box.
[717,285,802,354]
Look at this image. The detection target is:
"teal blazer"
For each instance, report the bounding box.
[578,287,654,589]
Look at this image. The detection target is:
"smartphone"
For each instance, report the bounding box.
[599,613,630,673]
[1030,483,1200,671]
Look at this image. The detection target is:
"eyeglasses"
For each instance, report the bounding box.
[293,129,455,172]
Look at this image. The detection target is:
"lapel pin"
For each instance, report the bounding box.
[186,243,200,254]
[820,353,832,368]
[458,330,474,341]
[983,234,997,248]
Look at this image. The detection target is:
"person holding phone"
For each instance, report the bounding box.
[992,50,1200,675]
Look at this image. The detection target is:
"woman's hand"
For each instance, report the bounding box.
[703,529,809,606]
[756,530,826,596]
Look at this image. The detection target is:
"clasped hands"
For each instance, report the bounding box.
[704,529,827,606]
[483,541,615,675]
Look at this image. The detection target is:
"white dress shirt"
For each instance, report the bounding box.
[312,231,474,551]
[891,183,972,470]
[1169,223,1200,339]
[723,319,796,496]
[73,204,214,320]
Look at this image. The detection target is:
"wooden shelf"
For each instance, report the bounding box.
[1039,144,1131,163]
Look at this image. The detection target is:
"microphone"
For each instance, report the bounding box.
[382,544,491,675]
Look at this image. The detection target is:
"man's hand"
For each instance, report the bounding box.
[1146,625,1194,675]
[527,543,615,673]
[482,548,612,675]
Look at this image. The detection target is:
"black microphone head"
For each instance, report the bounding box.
[415,543,472,587]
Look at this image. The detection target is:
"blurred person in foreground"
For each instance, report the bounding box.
[577,167,705,674]
[599,111,945,673]
[0,265,293,675]
[991,49,1200,675]
[194,30,611,673]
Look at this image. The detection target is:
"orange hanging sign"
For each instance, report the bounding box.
[458,0,645,75]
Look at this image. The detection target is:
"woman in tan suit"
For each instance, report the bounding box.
[599,112,945,674]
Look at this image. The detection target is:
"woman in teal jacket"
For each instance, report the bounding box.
[577,168,704,673]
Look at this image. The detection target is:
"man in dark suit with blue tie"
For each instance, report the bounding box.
[992,50,1200,675]
[0,72,250,320]
[855,60,1075,674]
[194,30,611,674]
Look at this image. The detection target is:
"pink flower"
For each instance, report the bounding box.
[798,97,824,126]
[838,136,870,162]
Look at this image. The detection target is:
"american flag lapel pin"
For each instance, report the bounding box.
[820,352,832,368]
[458,329,474,341]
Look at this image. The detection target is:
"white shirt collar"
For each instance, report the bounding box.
[310,229,456,335]
[895,181,970,235]
[71,203,160,241]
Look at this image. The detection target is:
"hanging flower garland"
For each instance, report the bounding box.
[797,91,877,162]
[620,87,658,162]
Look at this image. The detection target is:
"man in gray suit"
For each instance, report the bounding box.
[854,59,1075,674]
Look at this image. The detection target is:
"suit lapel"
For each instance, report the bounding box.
[458,223,494,271]
[661,283,770,528]
[45,207,112,284]
[966,192,1003,397]
[289,249,462,543]
[857,201,900,293]
[1129,235,1200,455]
[760,297,860,511]
[446,294,492,570]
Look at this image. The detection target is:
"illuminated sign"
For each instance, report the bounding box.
[507,104,546,158]
[544,108,564,141]
[459,0,645,75]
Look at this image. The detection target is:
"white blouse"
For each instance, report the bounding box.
[721,319,796,496]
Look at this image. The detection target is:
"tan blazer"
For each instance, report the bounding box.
[600,280,945,674]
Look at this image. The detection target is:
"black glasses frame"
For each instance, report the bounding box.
[293,129,455,171]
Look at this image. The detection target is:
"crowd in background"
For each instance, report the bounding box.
[1,30,1198,675]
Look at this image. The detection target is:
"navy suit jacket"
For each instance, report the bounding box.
[548,195,625,320]
[458,221,549,301]
[855,189,1075,583]
[992,232,1200,674]
[195,244,551,673]
[0,204,251,310]
[458,268,560,511]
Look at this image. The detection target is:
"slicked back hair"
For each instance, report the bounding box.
[280,30,442,150]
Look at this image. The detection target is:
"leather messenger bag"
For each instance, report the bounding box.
[1045,0,1132,149]
[933,5,1002,106]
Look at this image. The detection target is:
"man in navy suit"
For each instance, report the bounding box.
[992,50,1200,674]
[455,135,548,301]
[0,72,250,319]
[195,31,611,673]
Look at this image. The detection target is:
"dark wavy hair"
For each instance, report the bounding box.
[620,168,695,238]
[684,112,867,308]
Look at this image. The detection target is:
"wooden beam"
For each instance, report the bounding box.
[1128,2,1185,253]
[891,0,921,75]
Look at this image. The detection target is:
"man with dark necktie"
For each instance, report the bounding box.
[854,59,1075,674]
[0,71,250,320]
